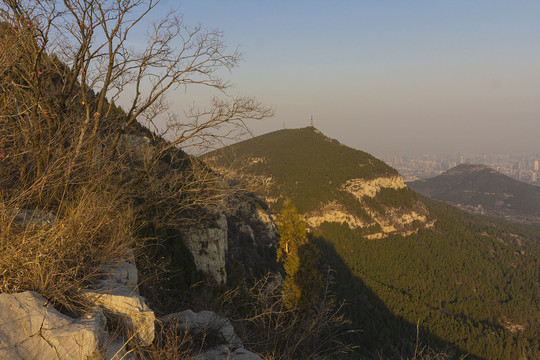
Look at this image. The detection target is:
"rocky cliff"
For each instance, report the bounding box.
[179,195,278,285]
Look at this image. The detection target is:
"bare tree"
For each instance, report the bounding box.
[0,0,272,206]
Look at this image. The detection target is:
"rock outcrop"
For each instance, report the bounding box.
[0,291,105,360]
[342,175,431,237]
[305,201,367,228]
[342,175,406,199]
[181,211,229,285]
[83,286,155,347]
[298,175,431,238]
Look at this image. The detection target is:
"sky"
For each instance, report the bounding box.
[152,1,540,157]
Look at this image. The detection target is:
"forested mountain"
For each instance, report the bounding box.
[205,127,431,239]
[407,164,540,224]
[204,128,540,359]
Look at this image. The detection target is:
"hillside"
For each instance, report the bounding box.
[205,127,431,239]
[408,164,540,224]
[205,128,540,359]
[0,8,353,359]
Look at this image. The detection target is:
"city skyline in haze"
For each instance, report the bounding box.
[152,1,540,157]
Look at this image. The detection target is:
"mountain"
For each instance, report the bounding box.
[408,163,540,224]
[205,127,431,239]
[204,127,540,359]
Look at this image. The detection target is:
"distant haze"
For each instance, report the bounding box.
[155,1,540,157]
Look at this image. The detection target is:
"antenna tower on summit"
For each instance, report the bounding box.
[310,115,314,127]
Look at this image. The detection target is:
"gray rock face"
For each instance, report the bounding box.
[238,223,255,246]
[181,212,228,285]
[0,291,105,360]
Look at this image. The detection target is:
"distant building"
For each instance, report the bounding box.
[532,172,538,182]
[534,160,539,171]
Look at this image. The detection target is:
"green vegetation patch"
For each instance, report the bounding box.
[206,127,397,214]
[314,197,540,359]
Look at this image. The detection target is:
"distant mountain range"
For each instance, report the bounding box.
[205,127,540,359]
[407,163,540,224]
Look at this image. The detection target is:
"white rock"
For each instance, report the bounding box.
[83,286,155,346]
[305,201,366,229]
[0,291,105,360]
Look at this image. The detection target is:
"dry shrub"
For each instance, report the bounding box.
[134,318,225,360]
[220,272,356,360]
[0,186,135,315]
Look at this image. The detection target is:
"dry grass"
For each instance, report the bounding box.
[219,272,356,360]
[0,186,135,315]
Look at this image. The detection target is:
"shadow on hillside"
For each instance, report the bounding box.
[313,235,480,360]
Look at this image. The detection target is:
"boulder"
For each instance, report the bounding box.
[83,286,155,346]
[0,291,105,360]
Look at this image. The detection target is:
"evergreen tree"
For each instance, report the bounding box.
[277,199,322,310]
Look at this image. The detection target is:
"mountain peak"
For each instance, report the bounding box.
[443,163,494,176]
[408,163,540,223]
[204,127,431,238]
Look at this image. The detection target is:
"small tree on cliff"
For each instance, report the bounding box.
[277,199,322,310]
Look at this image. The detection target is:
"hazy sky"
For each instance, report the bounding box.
[154,1,540,157]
